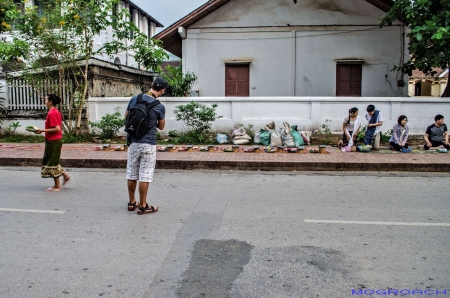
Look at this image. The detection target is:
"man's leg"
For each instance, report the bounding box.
[126,143,140,210]
[127,180,137,203]
[373,132,381,150]
[138,182,149,208]
[136,145,158,215]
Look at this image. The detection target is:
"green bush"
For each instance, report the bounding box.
[161,63,198,97]
[62,133,94,144]
[89,107,125,140]
[357,125,366,143]
[382,129,393,143]
[0,134,45,143]
[174,101,222,134]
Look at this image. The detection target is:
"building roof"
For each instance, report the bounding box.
[410,68,449,79]
[154,0,394,58]
[125,0,164,28]
[6,57,159,78]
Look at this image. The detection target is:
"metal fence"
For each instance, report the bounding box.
[7,78,74,110]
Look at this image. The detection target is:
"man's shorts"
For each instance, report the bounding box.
[126,143,156,182]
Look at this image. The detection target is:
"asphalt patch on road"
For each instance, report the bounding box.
[231,246,365,298]
[176,239,254,298]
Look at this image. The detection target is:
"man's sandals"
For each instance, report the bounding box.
[128,201,139,211]
[137,203,158,215]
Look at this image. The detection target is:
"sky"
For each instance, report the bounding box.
[131,0,209,33]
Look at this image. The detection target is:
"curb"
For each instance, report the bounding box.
[1,157,449,172]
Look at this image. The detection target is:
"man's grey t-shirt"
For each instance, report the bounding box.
[425,123,447,143]
[126,93,165,145]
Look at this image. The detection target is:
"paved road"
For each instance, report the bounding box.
[1,168,449,298]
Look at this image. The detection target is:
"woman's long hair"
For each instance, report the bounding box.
[47,94,61,108]
[347,107,358,124]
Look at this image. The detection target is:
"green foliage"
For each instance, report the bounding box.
[169,131,215,145]
[89,107,125,140]
[381,129,393,143]
[319,119,332,135]
[161,62,198,97]
[380,0,450,76]
[238,123,255,139]
[0,134,45,143]
[62,133,94,143]
[0,0,168,135]
[357,125,367,143]
[168,130,178,137]
[174,101,222,134]
[4,121,21,135]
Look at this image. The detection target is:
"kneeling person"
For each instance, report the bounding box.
[424,114,449,150]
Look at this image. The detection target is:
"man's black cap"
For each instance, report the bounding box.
[153,77,169,89]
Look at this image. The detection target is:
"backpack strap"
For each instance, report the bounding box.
[136,93,144,103]
[145,99,161,110]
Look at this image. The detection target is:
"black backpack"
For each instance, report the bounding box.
[124,94,161,139]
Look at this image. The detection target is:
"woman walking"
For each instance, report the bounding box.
[35,94,71,191]
[389,115,411,152]
[339,107,361,150]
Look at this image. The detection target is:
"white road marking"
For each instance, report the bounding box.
[0,208,66,214]
[304,219,450,227]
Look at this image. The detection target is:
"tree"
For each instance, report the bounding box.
[0,0,168,134]
[161,62,198,97]
[380,0,450,97]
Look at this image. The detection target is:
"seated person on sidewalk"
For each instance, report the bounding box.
[339,107,361,149]
[389,115,410,152]
[424,114,450,150]
[364,105,383,151]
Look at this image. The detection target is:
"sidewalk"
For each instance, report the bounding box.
[1,143,450,172]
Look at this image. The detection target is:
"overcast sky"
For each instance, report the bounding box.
[131,0,209,33]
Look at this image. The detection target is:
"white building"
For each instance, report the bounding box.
[0,0,163,69]
[155,0,408,97]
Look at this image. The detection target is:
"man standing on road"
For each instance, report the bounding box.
[364,104,383,151]
[125,78,167,215]
[424,114,450,150]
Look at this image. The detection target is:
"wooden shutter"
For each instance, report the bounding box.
[336,64,362,96]
[225,65,249,97]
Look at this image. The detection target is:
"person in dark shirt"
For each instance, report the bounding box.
[424,114,449,150]
[125,78,167,215]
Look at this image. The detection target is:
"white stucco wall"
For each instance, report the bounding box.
[5,97,449,136]
[82,97,450,136]
[182,0,408,97]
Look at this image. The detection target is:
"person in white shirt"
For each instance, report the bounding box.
[364,104,383,151]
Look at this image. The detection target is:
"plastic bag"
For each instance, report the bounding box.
[233,139,250,145]
[281,122,295,147]
[270,130,282,147]
[232,126,246,138]
[263,121,275,131]
[282,134,295,147]
[254,132,261,144]
[216,133,228,144]
[234,134,252,140]
[260,129,271,146]
[291,130,304,146]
